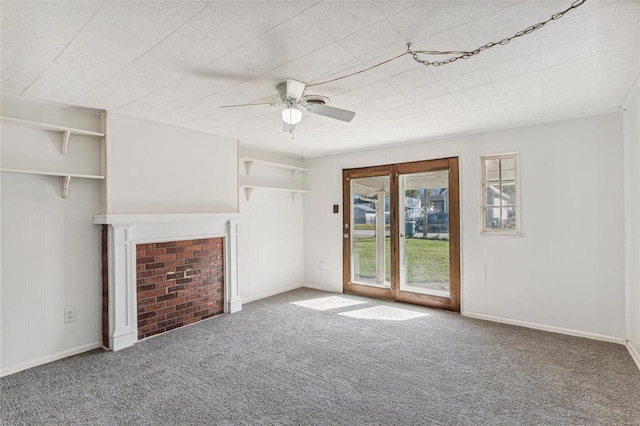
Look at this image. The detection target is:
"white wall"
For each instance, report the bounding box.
[1,96,103,376]
[238,146,305,302]
[623,88,640,364]
[304,113,627,341]
[105,113,237,214]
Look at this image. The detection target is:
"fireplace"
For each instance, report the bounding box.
[94,213,246,351]
[136,237,224,339]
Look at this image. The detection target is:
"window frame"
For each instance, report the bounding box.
[480,152,521,235]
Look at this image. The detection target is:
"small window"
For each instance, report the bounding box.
[481,153,520,234]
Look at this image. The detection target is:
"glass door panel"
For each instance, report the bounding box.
[350,176,390,288]
[399,170,451,298]
[343,158,459,312]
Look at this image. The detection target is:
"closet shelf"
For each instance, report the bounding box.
[1,168,105,199]
[240,185,308,202]
[240,157,308,179]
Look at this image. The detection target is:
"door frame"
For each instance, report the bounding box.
[342,157,460,312]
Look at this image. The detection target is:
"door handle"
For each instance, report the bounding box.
[343,233,349,239]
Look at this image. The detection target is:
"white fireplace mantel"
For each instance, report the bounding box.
[94,212,248,225]
[94,212,248,351]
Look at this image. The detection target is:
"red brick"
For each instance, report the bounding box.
[137,284,155,293]
[155,254,176,262]
[166,310,184,319]
[157,319,176,328]
[157,292,177,302]
[167,271,184,280]
[166,296,186,306]
[140,301,165,312]
[137,288,166,299]
[153,267,175,276]
[138,311,156,320]
[166,247,185,254]
[145,262,165,270]
[167,284,185,293]
[156,306,176,316]
[135,237,224,339]
[136,243,154,250]
[146,275,167,284]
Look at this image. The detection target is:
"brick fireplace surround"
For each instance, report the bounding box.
[95,213,245,351]
[136,238,224,339]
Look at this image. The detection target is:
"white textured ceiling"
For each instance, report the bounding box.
[2,1,639,157]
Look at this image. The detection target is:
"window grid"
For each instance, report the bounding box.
[481,153,520,234]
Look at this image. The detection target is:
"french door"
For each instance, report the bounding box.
[342,158,460,311]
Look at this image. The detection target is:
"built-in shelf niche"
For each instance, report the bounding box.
[239,157,309,203]
[240,157,309,180]
[0,115,105,198]
[240,185,308,202]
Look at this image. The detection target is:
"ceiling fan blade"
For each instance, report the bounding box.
[286,79,306,101]
[219,102,278,109]
[306,104,355,122]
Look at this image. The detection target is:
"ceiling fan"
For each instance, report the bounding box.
[220,79,355,137]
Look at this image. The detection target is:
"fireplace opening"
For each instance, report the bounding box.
[135,237,224,339]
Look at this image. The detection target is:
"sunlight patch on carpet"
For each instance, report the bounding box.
[339,305,429,321]
[291,296,367,311]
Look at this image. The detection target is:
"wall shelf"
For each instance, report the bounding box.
[1,115,104,155]
[240,157,308,180]
[240,185,308,202]
[1,168,105,199]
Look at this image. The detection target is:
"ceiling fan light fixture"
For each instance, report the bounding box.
[282,107,302,125]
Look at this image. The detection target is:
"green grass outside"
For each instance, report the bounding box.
[353,237,450,284]
[354,224,391,231]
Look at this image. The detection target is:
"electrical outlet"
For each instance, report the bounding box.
[64,307,76,323]
[319,261,326,271]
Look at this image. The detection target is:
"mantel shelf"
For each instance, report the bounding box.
[1,168,105,199]
[240,185,308,202]
[240,157,308,180]
[93,212,248,225]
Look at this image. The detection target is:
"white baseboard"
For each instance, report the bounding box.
[462,312,626,345]
[301,283,342,293]
[0,341,103,377]
[627,340,640,371]
[242,283,303,304]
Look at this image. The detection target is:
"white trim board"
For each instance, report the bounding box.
[627,341,640,372]
[462,312,626,345]
[0,341,103,377]
[242,283,304,304]
[302,283,343,293]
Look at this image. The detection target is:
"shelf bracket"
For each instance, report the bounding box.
[62,130,71,154]
[292,192,299,203]
[62,176,71,199]
[244,161,254,176]
[292,169,299,180]
[245,187,254,202]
